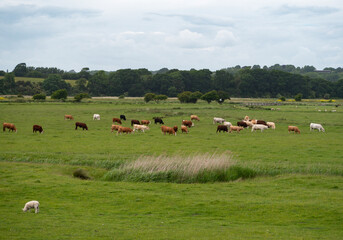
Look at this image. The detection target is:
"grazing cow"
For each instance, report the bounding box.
[288,126,300,134]
[23,200,39,213]
[173,125,178,133]
[133,124,150,133]
[154,117,164,124]
[243,120,253,128]
[229,126,244,133]
[267,122,276,129]
[237,121,248,128]
[223,121,232,127]
[93,114,100,120]
[120,115,126,121]
[3,123,17,132]
[112,118,122,124]
[33,125,43,133]
[256,120,268,126]
[216,125,228,133]
[310,123,325,132]
[250,119,257,124]
[64,115,74,120]
[111,124,121,132]
[117,127,133,135]
[251,124,268,132]
[213,117,225,124]
[190,115,200,121]
[75,122,88,130]
[161,125,176,136]
[131,119,140,126]
[182,120,194,128]
[141,120,150,125]
[181,125,188,133]
[244,116,250,121]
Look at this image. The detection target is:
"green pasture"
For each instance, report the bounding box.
[1,99,343,239]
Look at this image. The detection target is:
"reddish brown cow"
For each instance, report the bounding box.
[181,125,188,133]
[288,126,300,134]
[112,118,122,124]
[161,125,176,136]
[33,125,43,133]
[237,121,248,128]
[131,119,140,126]
[117,127,133,135]
[190,115,200,121]
[141,120,150,125]
[3,123,17,132]
[216,125,228,133]
[256,120,268,126]
[75,122,88,130]
[182,120,194,128]
[173,125,178,133]
[64,115,74,120]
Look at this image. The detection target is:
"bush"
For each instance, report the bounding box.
[51,89,68,100]
[201,90,219,104]
[32,93,46,100]
[279,96,286,101]
[74,93,90,102]
[118,95,125,99]
[144,93,156,103]
[73,169,90,180]
[177,91,202,103]
[294,93,303,102]
[154,94,168,102]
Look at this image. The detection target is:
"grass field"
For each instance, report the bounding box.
[1,98,343,239]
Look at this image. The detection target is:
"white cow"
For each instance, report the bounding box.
[133,124,150,132]
[267,122,276,129]
[223,121,232,127]
[213,117,225,124]
[251,124,268,132]
[23,200,40,213]
[310,123,325,132]
[93,114,100,120]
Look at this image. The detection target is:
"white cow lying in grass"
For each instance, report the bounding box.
[93,114,100,120]
[251,124,268,132]
[310,123,325,132]
[213,117,225,124]
[133,124,150,132]
[23,200,39,213]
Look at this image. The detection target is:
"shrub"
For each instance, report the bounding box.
[32,93,46,100]
[155,94,168,102]
[74,93,90,102]
[118,95,125,99]
[201,90,219,104]
[73,169,90,180]
[144,93,156,103]
[51,89,68,100]
[279,96,286,101]
[294,93,303,102]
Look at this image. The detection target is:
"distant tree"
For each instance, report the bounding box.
[144,93,156,103]
[201,90,219,103]
[154,94,168,102]
[217,90,230,104]
[177,91,192,103]
[74,93,90,102]
[294,93,303,102]
[1,73,16,94]
[167,86,178,97]
[32,93,46,100]
[189,91,202,103]
[51,89,68,99]
[13,63,28,77]
[42,74,69,95]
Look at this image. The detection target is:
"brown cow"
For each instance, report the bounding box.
[75,122,88,130]
[230,126,244,133]
[112,118,122,124]
[182,120,194,128]
[3,123,17,132]
[181,125,188,133]
[141,120,150,125]
[131,119,140,126]
[173,125,178,133]
[237,121,248,128]
[33,125,43,133]
[190,115,200,121]
[64,115,74,120]
[256,120,268,126]
[161,125,176,136]
[288,126,300,134]
[111,124,121,132]
[117,127,133,135]
[216,125,228,133]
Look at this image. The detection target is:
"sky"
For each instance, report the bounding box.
[0,0,342,72]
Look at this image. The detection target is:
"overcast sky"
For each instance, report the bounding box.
[0,0,342,72]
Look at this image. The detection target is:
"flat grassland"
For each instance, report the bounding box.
[1,99,343,239]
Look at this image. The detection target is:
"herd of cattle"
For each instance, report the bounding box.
[3,113,325,136]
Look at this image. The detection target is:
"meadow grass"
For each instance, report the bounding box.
[0,99,343,239]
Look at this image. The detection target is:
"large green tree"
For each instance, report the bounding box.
[42,74,69,95]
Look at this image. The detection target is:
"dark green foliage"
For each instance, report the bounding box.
[42,74,69,95]
[144,93,156,103]
[294,93,303,102]
[201,90,219,103]
[177,91,201,103]
[13,63,28,77]
[155,94,168,101]
[51,89,68,99]
[32,93,46,100]
[279,96,286,101]
[74,93,90,102]
[73,169,90,180]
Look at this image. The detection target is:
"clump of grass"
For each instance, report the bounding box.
[73,169,91,180]
[103,152,257,183]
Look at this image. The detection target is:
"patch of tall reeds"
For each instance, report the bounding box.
[103,152,256,183]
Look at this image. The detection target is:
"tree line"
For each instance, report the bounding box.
[0,63,343,99]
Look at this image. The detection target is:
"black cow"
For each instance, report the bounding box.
[120,115,126,121]
[154,117,164,124]
[216,125,228,133]
[33,125,43,133]
[75,122,88,130]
